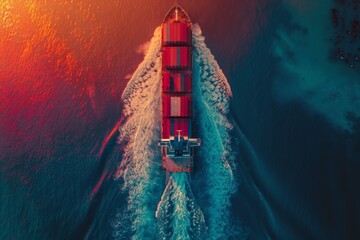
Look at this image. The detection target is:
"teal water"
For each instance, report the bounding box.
[1,0,359,239]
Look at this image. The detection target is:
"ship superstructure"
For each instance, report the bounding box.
[159,5,200,172]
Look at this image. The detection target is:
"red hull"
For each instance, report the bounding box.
[160,5,199,172]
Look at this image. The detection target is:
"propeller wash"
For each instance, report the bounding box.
[114,5,238,240]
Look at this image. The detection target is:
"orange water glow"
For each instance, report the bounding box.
[0,0,267,180]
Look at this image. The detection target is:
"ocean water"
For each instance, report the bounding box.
[1,0,359,239]
[112,24,237,239]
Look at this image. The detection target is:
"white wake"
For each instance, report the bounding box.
[114,24,238,239]
[156,173,206,240]
[113,27,163,239]
[192,24,237,239]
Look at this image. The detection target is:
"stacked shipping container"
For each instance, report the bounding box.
[162,72,192,92]
[162,23,191,44]
[162,46,192,68]
[161,16,193,140]
[160,5,197,172]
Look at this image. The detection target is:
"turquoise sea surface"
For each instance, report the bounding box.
[0,0,359,239]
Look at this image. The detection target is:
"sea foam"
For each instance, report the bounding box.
[114,24,238,239]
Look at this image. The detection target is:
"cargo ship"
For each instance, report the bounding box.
[159,5,200,172]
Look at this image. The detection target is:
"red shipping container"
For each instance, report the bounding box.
[162,118,187,138]
[162,73,169,92]
[174,73,181,91]
[162,46,192,68]
[162,72,192,92]
[175,23,179,42]
[162,118,170,138]
[162,95,169,117]
[173,118,189,136]
[180,97,191,117]
[162,118,192,138]
[184,74,192,91]
[162,23,191,45]
[180,47,187,67]
[162,47,168,68]
[179,24,187,43]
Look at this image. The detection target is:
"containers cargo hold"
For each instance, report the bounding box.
[162,72,192,92]
[162,46,192,69]
[162,22,192,45]
[162,118,191,139]
[162,95,192,117]
[159,5,200,172]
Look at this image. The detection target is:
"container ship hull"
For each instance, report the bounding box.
[159,5,200,172]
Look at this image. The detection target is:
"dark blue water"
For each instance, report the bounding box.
[1,0,359,239]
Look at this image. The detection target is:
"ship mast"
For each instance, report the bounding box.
[175,6,179,21]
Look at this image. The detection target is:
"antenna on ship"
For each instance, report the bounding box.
[177,130,182,141]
